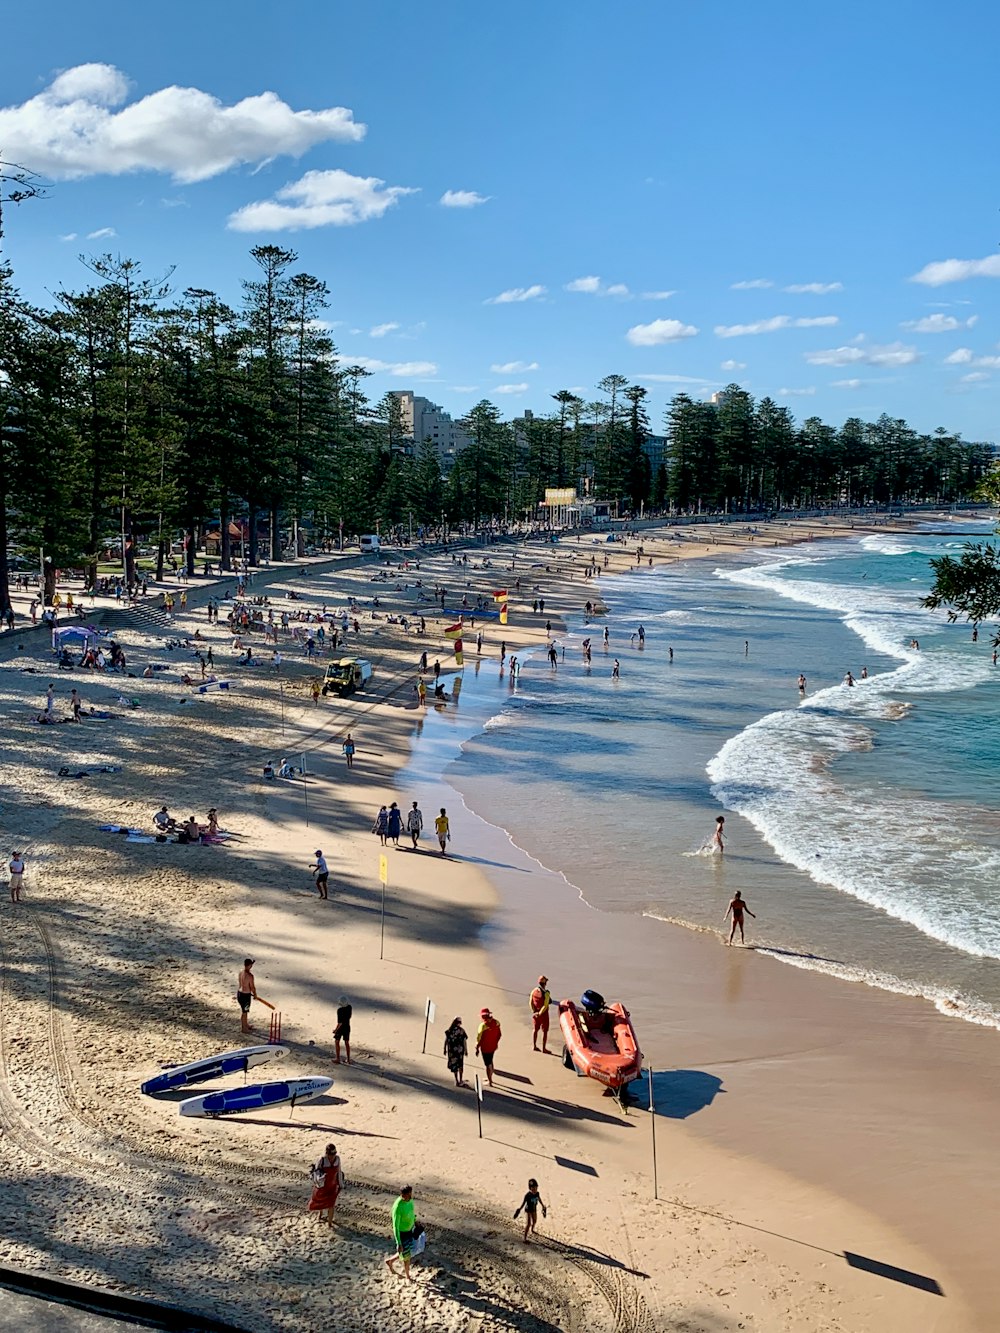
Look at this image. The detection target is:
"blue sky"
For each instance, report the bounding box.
[3,0,998,439]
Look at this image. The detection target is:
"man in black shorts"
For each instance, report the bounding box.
[311,850,329,900]
[237,958,257,1032]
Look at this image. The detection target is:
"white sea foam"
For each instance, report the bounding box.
[707,544,1000,961]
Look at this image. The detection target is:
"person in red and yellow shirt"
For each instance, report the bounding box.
[529,976,551,1053]
[475,1008,502,1087]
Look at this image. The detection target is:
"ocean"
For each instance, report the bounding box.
[425,520,1000,1034]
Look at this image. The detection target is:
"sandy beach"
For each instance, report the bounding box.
[0,514,993,1332]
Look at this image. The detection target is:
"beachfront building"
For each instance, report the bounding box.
[391,391,473,470]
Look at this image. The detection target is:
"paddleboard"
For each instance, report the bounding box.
[179,1076,332,1118]
[141,1044,288,1096]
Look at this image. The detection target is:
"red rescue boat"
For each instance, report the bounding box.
[558,990,642,1093]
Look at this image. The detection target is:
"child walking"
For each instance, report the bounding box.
[513,1178,547,1242]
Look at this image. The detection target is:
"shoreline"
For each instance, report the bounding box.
[0,511,991,1330]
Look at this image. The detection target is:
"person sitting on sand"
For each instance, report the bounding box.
[153,806,176,832]
[206,808,220,837]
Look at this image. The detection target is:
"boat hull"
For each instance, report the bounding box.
[141,1045,288,1095]
[179,1076,333,1118]
[558,1001,642,1089]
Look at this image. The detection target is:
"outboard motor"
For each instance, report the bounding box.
[580,989,605,1015]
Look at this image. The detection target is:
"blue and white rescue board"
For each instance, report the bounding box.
[179,1076,333,1118]
[141,1045,289,1096]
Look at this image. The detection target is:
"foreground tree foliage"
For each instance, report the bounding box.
[923,471,1000,639]
[0,237,993,603]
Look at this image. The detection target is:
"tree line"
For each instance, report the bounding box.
[1,225,992,610]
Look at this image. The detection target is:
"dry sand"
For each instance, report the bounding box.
[0,515,989,1331]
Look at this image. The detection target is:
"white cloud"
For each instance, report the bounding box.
[731,278,773,289]
[342,356,438,378]
[369,322,400,338]
[832,378,863,389]
[961,371,991,382]
[626,318,699,346]
[720,359,746,371]
[0,64,364,183]
[784,282,843,294]
[945,350,1000,371]
[485,284,546,305]
[565,275,602,293]
[227,169,414,231]
[902,313,978,334]
[778,386,816,397]
[564,276,630,297]
[641,290,676,300]
[86,226,117,239]
[490,361,539,374]
[910,255,1000,286]
[806,341,919,368]
[493,382,528,394]
[440,189,490,208]
[714,314,838,337]
[59,232,77,242]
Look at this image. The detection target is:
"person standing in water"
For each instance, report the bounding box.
[797,674,806,694]
[725,891,756,945]
[713,815,725,853]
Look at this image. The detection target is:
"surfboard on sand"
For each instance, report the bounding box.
[179,1076,332,1118]
[141,1044,289,1096]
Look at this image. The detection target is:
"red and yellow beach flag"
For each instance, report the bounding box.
[444,622,464,667]
[493,589,509,626]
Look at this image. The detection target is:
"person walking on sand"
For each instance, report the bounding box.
[373,805,389,846]
[725,891,756,945]
[311,849,329,900]
[343,733,356,768]
[434,807,451,856]
[8,851,25,903]
[713,815,725,854]
[308,1143,344,1226]
[385,1186,417,1280]
[387,801,403,847]
[476,1007,502,1087]
[237,958,258,1033]
[333,996,352,1064]
[530,976,551,1053]
[444,1017,468,1087]
[406,800,424,849]
[514,1179,548,1243]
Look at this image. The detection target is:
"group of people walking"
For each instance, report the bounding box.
[371,801,451,855]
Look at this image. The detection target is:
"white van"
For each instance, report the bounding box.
[359,534,380,554]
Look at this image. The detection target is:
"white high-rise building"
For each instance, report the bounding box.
[392,391,472,468]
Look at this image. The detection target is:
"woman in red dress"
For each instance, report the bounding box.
[308,1143,344,1225]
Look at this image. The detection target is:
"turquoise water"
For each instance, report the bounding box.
[443,520,1000,1031]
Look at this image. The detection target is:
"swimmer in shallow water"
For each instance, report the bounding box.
[713,815,725,854]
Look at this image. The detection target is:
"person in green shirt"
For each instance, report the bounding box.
[385,1185,417,1280]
